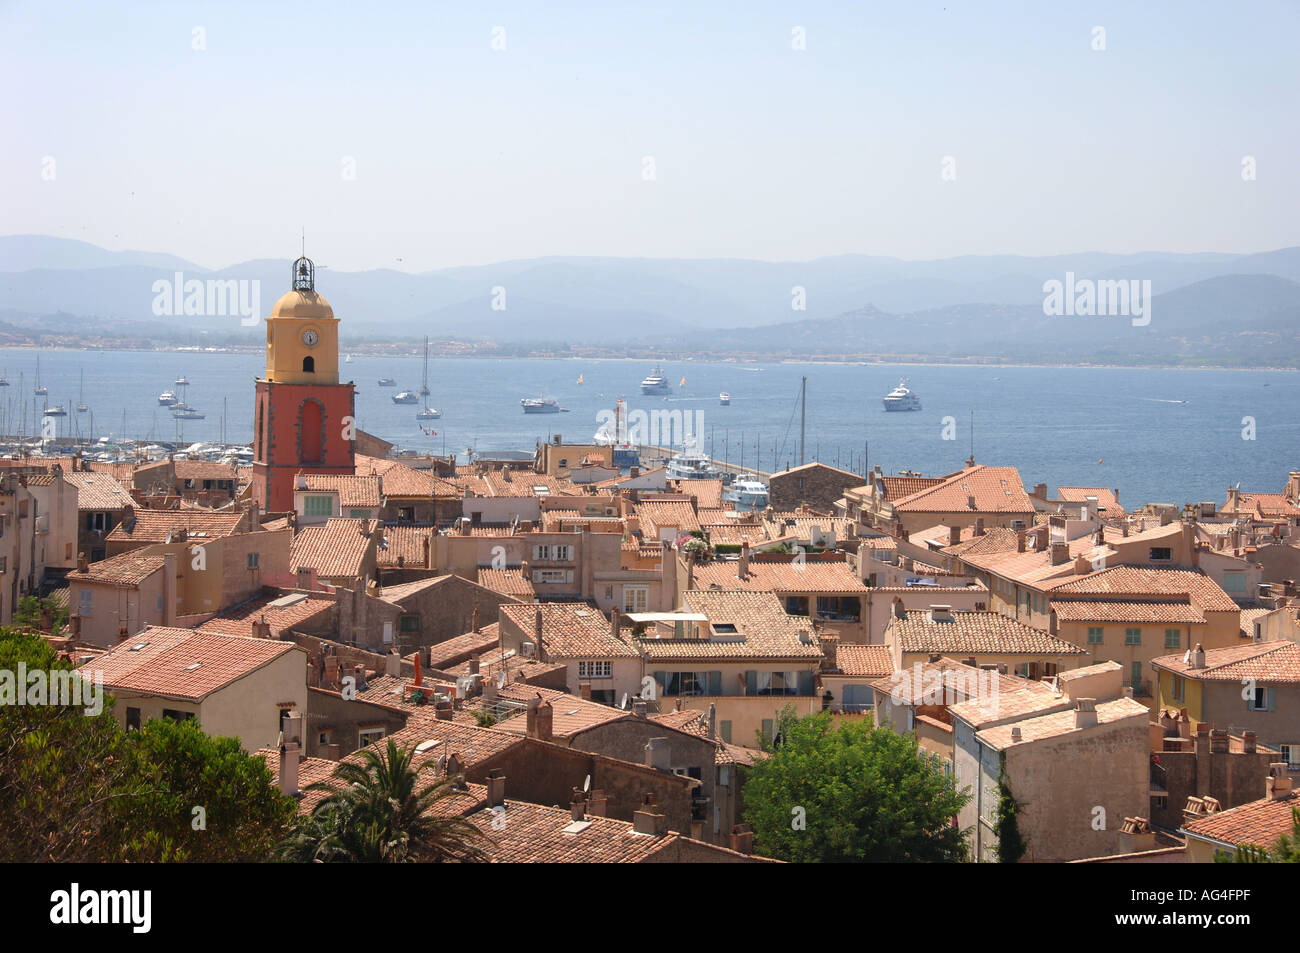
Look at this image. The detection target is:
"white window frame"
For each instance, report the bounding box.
[358,728,385,747]
[623,584,649,613]
[577,660,612,679]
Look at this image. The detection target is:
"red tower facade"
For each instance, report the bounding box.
[251,257,356,513]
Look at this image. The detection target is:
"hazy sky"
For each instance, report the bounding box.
[4,0,1297,272]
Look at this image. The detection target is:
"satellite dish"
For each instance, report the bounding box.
[436,753,447,771]
[496,671,506,689]
[583,774,591,793]
[620,692,629,710]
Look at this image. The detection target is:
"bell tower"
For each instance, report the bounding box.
[252,256,356,513]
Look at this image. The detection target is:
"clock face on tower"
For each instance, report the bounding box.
[301,328,319,348]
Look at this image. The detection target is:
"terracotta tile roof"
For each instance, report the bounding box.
[426,625,501,669]
[465,799,677,863]
[197,591,336,639]
[290,518,376,579]
[499,603,639,659]
[891,610,1087,656]
[492,684,635,738]
[635,500,701,535]
[1151,640,1300,683]
[832,644,894,678]
[635,590,823,661]
[63,470,133,510]
[672,479,723,509]
[106,507,248,543]
[1048,566,1239,612]
[877,475,946,501]
[481,471,579,498]
[68,552,166,588]
[1232,492,1300,520]
[174,460,240,482]
[1183,793,1300,849]
[301,474,383,508]
[378,525,432,568]
[690,557,868,594]
[888,465,1034,514]
[381,715,526,771]
[356,455,458,498]
[944,527,1021,558]
[977,696,1150,750]
[1050,599,1205,625]
[261,517,292,532]
[373,574,463,604]
[873,658,1033,708]
[476,569,536,600]
[701,522,768,546]
[948,685,1072,727]
[1056,486,1123,513]
[88,627,301,702]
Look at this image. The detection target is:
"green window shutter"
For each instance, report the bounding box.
[745,670,758,695]
[1165,628,1180,649]
[707,671,722,695]
[720,720,732,744]
[653,671,666,696]
[798,670,815,696]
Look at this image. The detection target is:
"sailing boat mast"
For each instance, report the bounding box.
[420,337,430,396]
[799,376,806,467]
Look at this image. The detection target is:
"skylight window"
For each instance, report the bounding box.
[130,642,149,651]
[415,739,442,753]
[185,662,201,671]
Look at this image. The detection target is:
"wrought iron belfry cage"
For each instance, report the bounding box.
[292,256,315,292]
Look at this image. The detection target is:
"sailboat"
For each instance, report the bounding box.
[34,356,46,396]
[577,374,584,385]
[419,337,431,396]
[77,370,88,413]
[0,369,9,387]
[345,354,353,363]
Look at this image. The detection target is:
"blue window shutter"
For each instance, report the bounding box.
[708,671,722,695]
[745,670,758,695]
[654,671,666,695]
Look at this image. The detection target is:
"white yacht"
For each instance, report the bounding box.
[882,378,921,412]
[158,391,178,406]
[416,407,441,419]
[723,478,769,509]
[640,366,671,395]
[521,397,560,414]
[719,392,731,405]
[392,390,419,405]
[665,444,720,480]
[377,377,396,387]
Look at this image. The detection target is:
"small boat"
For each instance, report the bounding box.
[521,397,560,414]
[577,374,584,385]
[377,377,396,387]
[882,378,921,412]
[172,406,205,420]
[0,369,9,387]
[174,375,189,386]
[34,357,46,396]
[416,407,441,420]
[392,390,419,405]
[665,443,720,480]
[345,354,353,363]
[42,405,67,418]
[719,392,731,405]
[158,391,178,406]
[640,366,671,395]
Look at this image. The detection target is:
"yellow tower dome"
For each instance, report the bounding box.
[263,256,341,384]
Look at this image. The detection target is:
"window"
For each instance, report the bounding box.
[247,551,260,570]
[761,719,774,742]
[534,569,572,584]
[78,589,92,618]
[720,720,732,744]
[1130,662,1143,688]
[1164,628,1180,649]
[577,660,612,679]
[399,615,420,632]
[1149,547,1172,561]
[1281,745,1300,771]
[304,495,333,517]
[358,728,384,747]
[398,507,415,522]
[125,707,141,731]
[623,585,649,613]
[1172,675,1185,702]
[1125,627,1142,646]
[161,709,194,722]
[302,356,315,373]
[842,684,873,713]
[348,509,370,518]
[532,544,573,562]
[1221,572,1246,593]
[1249,686,1274,712]
[1088,626,1104,645]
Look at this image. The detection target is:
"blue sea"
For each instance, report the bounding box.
[3,348,1296,509]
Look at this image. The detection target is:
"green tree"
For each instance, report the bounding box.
[742,707,970,862]
[113,717,298,861]
[993,754,1026,863]
[280,739,488,862]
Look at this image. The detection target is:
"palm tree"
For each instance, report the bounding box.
[278,739,489,863]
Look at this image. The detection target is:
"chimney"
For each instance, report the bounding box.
[966,494,976,510]
[251,615,272,639]
[1266,764,1295,801]
[610,608,620,642]
[632,697,648,718]
[892,596,906,620]
[530,699,553,742]
[739,541,750,577]
[77,551,89,573]
[974,517,985,536]
[707,702,716,740]
[469,657,480,676]
[422,535,431,569]
[1210,728,1229,754]
[578,680,592,701]
[486,770,506,807]
[729,823,754,854]
[1016,531,1026,553]
[1074,697,1098,729]
[632,800,669,836]
[472,607,480,633]
[587,789,607,817]
[645,737,671,771]
[1121,522,1129,538]
[1190,643,1206,670]
[279,741,300,796]
[570,791,586,821]
[928,604,953,622]
[1118,816,1156,854]
[820,633,839,670]
[385,651,400,677]
[353,664,367,691]
[1011,726,1022,743]
[534,607,544,655]
[1050,542,1069,565]
[948,525,961,546]
[1073,554,1092,575]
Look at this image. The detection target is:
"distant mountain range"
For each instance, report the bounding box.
[1,235,1297,365]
